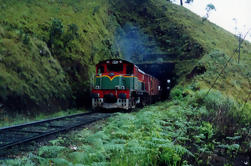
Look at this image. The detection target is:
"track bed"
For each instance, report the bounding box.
[0,112,112,151]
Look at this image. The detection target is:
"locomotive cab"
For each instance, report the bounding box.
[91,59,159,110]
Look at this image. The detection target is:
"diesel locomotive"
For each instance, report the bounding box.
[91,59,160,110]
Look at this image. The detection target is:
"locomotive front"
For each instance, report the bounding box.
[91,59,160,110]
[92,59,133,110]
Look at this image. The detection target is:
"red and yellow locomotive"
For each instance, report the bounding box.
[91,59,160,110]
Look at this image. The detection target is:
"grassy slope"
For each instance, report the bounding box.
[112,0,251,105]
[0,0,250,113]
[167,3,251,102]
[0,0,120,113]
[0,0,250,165]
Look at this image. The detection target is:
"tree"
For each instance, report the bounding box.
[185,0,193,3]
[49,18,64,50]
[202,3,216,22]
[232,18,251,63]
[179,0,193,6]
[180,0,183,6]
[236,30,250,64]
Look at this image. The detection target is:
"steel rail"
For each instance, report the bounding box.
[0,112,112,151]
[0,112,94,131]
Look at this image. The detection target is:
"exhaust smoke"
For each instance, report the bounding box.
[115,23,162,63]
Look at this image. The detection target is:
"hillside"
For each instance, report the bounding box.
[0,0,250,165]
[0,0,250,113]
[111,0,251,103]
[0,0,121,113]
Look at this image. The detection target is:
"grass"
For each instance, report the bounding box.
[111,0,251,104]
[0,0,250,164]
[1,86,249,165]
[0,109,86,128]
[0,0,250,112]
[0,0,119,112]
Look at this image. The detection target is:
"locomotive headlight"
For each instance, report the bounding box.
[92,93,100,98]
[95,85,100,89]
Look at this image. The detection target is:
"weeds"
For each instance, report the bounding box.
[1,87,249,165]
[0,109,85,127]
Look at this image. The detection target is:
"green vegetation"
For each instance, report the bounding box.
[0,109,86,128]
[0,0,250,113]
[1,86,249,165]
[108,1,251,127]
[0,0,120,113]
[0,0,250,164]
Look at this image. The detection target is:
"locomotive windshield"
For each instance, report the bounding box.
[126,64,133,75]
[97,66,104,73]
[107,64,123,72]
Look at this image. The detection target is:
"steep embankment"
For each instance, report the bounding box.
[111,2,251,163]
[111,0,251,105]
[0,0,250,114]
[0,0,121,113]
[0,0,250,165]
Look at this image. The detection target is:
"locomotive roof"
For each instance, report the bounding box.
[96,59,158,80]
[97,59,142,73]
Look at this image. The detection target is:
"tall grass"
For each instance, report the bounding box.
[1,86,249,165]
[0,109,86,128]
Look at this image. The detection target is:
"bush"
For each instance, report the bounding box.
[192,89,251,137]
[170,86,184,100]
[203,90,237,113]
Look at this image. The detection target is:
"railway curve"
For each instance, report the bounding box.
[0,112,112,152]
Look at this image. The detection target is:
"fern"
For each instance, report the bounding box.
[50,158,73,166]
[67,152,90,164]
[3,89,245,166]
[38,146,67,158]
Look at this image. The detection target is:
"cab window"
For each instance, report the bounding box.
[126,65,133,75]
[107,64,123,72]
[97,66,104,73]
[141,82,145,90]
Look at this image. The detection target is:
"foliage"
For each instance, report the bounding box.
[0,104,202,165]
[0,0,250,114]
[170,86,185,100]
[202,3,216,22]
[0,1,250,164]
[0,0,118,112]
[206,4,216,12]
[185,0,193,3]
[0,109,86,127]
[1,86,250,165]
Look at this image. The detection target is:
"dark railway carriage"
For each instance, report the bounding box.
[91,59,160,110]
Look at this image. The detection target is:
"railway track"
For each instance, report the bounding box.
[0,112,112,152]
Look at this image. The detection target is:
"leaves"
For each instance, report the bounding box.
[38,146,67,158]
[1,88,249,166]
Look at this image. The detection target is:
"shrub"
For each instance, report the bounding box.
[203,90,237,113]
[192,89,250,137]
[170,86,184,100]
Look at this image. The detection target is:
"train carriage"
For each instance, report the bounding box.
[91,59,160,110]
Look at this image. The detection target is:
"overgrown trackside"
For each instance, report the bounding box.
[0,112,112,153]
[1,85,250,165]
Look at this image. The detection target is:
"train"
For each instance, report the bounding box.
[91,59,160,110]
